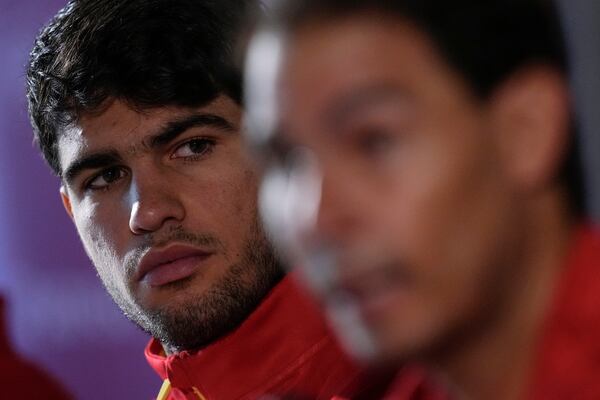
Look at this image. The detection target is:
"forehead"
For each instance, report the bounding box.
[273,14,478,145]
[284,16,433,89]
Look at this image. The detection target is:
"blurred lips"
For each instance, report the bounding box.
[337,261,412,322]
[136,244,213,287]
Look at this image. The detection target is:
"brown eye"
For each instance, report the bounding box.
[356,127,395,156]
[86,167,127,190]
[171,138,215,159]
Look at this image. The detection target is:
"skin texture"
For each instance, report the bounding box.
[262,14,574,399]
[58,96,282,353]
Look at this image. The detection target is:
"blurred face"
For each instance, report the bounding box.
[252,16,528,362]
[58,96,282,353]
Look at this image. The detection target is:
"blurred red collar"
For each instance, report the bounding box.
[145,275,365,399]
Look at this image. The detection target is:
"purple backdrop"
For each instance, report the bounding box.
[0,1,159,399]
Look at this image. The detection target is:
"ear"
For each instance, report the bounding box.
[60,186,75,222]
[488,65,571,191]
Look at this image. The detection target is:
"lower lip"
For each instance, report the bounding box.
[355,283,410,324]
[141,255,210,287]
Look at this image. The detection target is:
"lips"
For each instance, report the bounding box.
[136,244,212,287]
[336,261,413,321]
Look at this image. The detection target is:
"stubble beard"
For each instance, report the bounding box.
[99,221,285,354]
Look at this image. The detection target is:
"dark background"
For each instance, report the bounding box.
[0,1,159,398]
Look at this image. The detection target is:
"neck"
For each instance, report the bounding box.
[437,191,576,400]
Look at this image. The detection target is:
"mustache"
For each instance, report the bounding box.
[123,226,226,279]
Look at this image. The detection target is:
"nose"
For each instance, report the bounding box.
[313,164,363,243]
[128,174,186,235]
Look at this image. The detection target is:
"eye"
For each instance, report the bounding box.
[85,167,128,190]
[355,127,396,157]
[171,138,216,160]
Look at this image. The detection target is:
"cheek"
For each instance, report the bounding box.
[72,200,126,276]
[227,169,260,231]
[360,145,518,352]
[184,166,260,239]
[380,133,514,293]
[200,165,258,211]
[217,175,261,261]
[186,142,259,210]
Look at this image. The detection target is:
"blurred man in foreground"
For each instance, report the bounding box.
[245,0,599,398]
[25,1,379,398]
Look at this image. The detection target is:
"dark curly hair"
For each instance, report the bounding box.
[27,0,254,176]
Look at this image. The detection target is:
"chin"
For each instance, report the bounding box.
[364,313,445,365]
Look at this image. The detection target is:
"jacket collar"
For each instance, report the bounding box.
[145,275,345,398]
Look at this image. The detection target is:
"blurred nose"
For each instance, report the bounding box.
[313,163,362,243]
[128,172,185,235]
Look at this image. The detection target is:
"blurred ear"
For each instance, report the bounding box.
[60,186,75,222]
[488,65,571,192]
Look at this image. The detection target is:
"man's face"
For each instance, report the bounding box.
[259,16,528,362]
[58,96,282,352]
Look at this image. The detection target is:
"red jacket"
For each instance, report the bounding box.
[383,225,600,400]
[526,225,600,399]
[381,366,447,400]
[145,276,379,400]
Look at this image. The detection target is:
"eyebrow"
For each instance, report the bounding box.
[148,113,236,148]
[62,151,123,186]
[323,84,411,128]
[62,112,236,186]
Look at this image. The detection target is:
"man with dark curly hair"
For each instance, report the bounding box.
[26,1,384,398]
